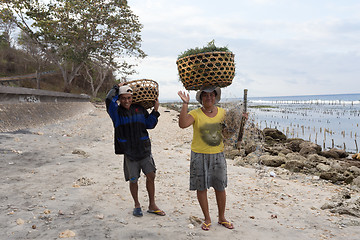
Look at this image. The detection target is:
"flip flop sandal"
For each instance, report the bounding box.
[201,222,211,231]
[218,221,234,229]
[133,207,143,217]
[147,209,166,216]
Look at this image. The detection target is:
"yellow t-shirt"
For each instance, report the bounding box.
[189,107,225,154]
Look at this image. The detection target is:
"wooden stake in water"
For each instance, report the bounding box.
[237,89,248,148]
[355,139,358,153]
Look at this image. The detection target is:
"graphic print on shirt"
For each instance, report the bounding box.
[199,123,222,146]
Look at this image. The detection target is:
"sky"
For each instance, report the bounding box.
[124,0,360,101]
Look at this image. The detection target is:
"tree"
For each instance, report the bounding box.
[83,55,137,97]
[0,8,16,47]
[83,59,113,98]
[18,30,50,88]
[1,0,146,92]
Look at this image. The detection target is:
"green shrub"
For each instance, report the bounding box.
[91,97,104,103]
[177,40,230,59]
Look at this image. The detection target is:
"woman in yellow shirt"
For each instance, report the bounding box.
[178,85,234,231]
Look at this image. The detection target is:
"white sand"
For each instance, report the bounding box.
[1,104,359,240]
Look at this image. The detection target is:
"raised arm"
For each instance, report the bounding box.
[145,99,160,129]
[178,91,194,128]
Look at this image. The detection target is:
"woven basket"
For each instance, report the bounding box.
[126,79,159,109]
[176,51,235,90]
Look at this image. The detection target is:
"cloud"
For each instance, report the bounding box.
[126,0,360,100]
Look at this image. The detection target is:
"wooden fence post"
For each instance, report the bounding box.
[36,71,41,89]
[236,89,248,149]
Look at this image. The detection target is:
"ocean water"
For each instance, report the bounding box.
[249,93,360,104]
[245,93,360,153]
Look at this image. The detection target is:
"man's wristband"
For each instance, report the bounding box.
[183,102,189,104]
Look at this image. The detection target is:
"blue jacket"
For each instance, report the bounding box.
[105,86,160,161]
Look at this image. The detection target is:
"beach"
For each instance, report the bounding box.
[1,103,360,240]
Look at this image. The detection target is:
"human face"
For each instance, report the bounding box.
[119,93,132,109]
[201,91,216,107]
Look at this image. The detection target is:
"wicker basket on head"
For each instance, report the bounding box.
[176,51,235,90]
[125,79,159,109]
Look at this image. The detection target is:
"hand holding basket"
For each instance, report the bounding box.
[126,79,159,109]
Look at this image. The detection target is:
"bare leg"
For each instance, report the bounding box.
[145,171,165,215]
[145,171,157,210]
[215,189,226,222]
[215,189,234,229]
[129,181,140,208]
[197,190,211,228]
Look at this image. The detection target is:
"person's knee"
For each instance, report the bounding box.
[129,177,138,184]
[197,189,207,195]
[146,171,155,181]
[214,188,226,193]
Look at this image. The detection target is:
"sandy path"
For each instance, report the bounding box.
[1,104,359,240]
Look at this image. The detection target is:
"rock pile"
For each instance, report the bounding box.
[226,127,360,188]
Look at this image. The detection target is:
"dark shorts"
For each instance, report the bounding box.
[189,151,227,191]
[123,154,156,183]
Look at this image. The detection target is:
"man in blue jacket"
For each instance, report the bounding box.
[106,83,165,217]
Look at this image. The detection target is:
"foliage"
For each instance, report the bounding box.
[17,30,49,80]
[90,97,104,103]
[0,46,41,77]
[1,0,146,93]
[0,33,10,48]
[0,42,117,96]
[0,8,16,45]
[177,40,230,59]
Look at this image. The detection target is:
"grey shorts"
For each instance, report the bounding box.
[123,154,156,183]
[189,151,227,191]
